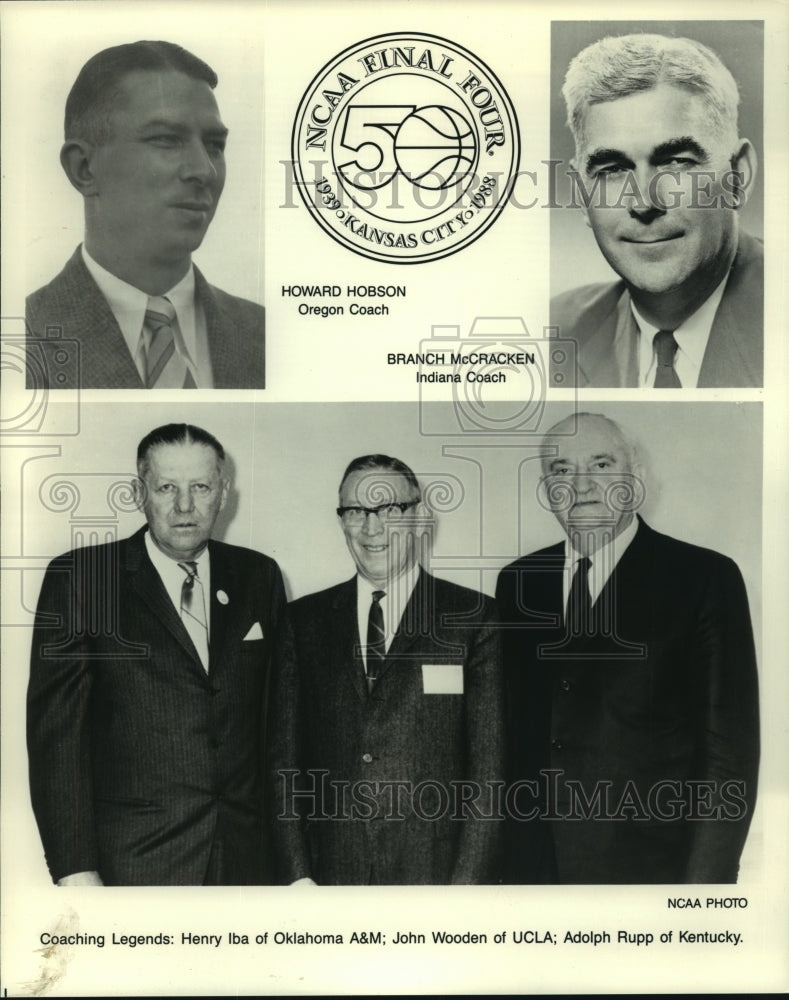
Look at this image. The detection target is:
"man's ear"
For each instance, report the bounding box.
[630,461,647,512]
[131,476,146,512]
[60,139,99,196]
[414,499,434,523]
[219,478,230,511]
[570,156,592,228]
[729,139,757,209]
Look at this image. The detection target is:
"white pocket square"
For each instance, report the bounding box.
[243,622,264,641]
[422,664,464,695]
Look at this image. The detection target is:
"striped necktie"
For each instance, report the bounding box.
[365,590,386,695]
[653,330,682,388]
[143,297,196,388]
[179,560,209,670]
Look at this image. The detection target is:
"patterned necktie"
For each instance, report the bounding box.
[143,296,196,389]
[366,590,386,695]
[179,560,209,671]
[566,557,592,635]
[653,329,682,388]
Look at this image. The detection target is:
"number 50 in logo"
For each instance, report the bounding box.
[293,32,520,263]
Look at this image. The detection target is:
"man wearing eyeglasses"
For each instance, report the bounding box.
[269,454,506,885]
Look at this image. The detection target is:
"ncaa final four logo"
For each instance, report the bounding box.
[292,32,520,263]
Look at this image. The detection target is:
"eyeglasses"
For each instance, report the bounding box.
[336,501,420,525]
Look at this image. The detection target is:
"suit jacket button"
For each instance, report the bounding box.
[551,739,564,751]
[561,679,571,692]
[362,753,373,763]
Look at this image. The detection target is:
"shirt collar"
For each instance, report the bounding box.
[357,562,420,611]
[144,527,210,577]
[632,272,729,384]
[81,245,197,362]
[564,513,639,572]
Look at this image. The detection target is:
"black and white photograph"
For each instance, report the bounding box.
[1,0,787,996]
[549,21,764,388]
[13,10,266,390]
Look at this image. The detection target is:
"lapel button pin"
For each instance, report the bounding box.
[217,590,229,605]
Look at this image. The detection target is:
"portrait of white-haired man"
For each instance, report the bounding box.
[495,411,760,883]
[549,25,763,388]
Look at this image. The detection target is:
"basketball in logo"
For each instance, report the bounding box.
[293,32,520,263]
[394,106,476,190]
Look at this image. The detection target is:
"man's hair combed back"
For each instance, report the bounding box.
[137,423,225,475]
[540,412,641,472]
[65,40,218,144]
[563,34,741,155]
[339,454,421,500]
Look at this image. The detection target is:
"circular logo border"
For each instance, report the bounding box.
[292,31,521,265]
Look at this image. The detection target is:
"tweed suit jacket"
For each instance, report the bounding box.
[27,526,287,885]
[25,247,265,389]
[550,232,763,388]
[495,518,760,884]
[269,571,506,885]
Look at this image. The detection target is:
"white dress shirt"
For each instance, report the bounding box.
[632,274,728,388]
[562,515,639,616]
[355,564,420,672]
[144,531,211,666]
[81,246,214,387]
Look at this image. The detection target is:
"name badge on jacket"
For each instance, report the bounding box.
[422,664,464,695]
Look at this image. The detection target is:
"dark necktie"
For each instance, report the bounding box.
[179,560,209,670]
[653,329,682,388]
[366,590,386,695]
[143,297,196,388]
[566,556,592,635]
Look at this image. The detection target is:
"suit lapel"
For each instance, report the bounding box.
[206,541,240,672]
[569,518,652,656]
[65,249,145,388]
[379,571,446,682]
[520,544,565,623]
[124,528,206,673]
[333,577,368,703]
[699,233,763,388]
[578,287,638,387]
[196,268,233,389]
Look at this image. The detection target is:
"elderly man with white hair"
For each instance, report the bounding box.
[496,412,760,883]
[551,33,763,387]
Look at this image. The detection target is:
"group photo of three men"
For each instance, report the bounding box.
[25,401,761,888]
[11,12,763,892]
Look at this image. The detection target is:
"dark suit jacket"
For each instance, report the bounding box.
[27,527,287,885]
[25,246,265,389]
[495,519,759,884]
[269,571,506,885]
[550,232,763,388]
